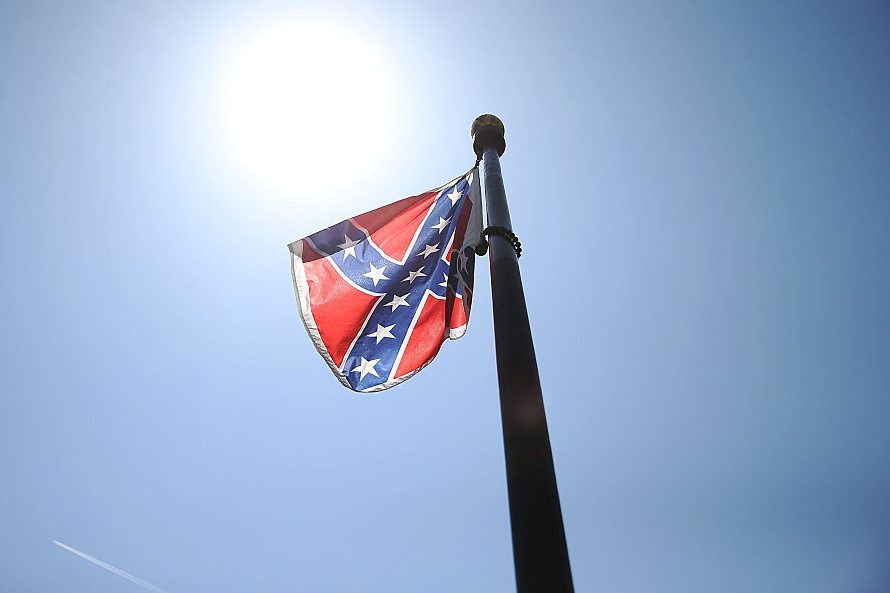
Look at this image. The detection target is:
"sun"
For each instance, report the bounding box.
[219,20,396,194]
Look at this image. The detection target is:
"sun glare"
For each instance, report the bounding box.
[220,20,396,194]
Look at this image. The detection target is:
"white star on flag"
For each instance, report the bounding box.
[384,294,410,311]
[447,188,462,205]
[419,243,440,259]
[431,216,451,233]
[402,266,427,284]
[366,323,396,344]
[337,235,361,260]
[439,272,450,288]
[362,262,389,286]
[350,357,380,379]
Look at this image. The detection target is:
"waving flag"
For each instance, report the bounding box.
[288,170,482,392]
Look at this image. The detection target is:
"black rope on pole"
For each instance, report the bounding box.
[476,225,522,258]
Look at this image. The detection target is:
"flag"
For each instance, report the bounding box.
[288,169,483,392]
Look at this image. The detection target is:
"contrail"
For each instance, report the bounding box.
[50,539,169,593]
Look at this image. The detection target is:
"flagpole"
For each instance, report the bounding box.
[472,114,574,593]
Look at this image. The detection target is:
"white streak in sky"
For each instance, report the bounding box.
[50,539,169,593]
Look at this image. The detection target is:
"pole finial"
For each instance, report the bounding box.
[471,114,506,158]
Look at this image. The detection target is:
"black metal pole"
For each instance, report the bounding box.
[472,115,574,593]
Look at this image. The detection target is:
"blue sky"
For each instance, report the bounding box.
[2,1,889,592]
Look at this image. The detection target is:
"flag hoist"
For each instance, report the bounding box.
[288,115,574,593]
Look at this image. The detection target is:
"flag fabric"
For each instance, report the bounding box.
[288,169,483,392]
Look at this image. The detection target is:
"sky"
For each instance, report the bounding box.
[1,1,889,592]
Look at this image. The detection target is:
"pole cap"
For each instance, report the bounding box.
[471,114,506,158]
